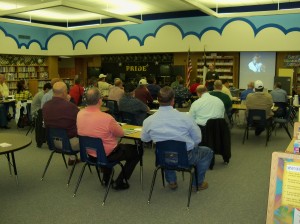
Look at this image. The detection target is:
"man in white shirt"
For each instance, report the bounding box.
[189,85,225,126]
[98,74,111,97]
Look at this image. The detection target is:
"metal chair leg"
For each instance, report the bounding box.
[95,166,103,186]
[187,172,193,209]
[102,169,115,206]
[73,163,87,197]
[61,154,68,169]
[67,155,78,186]
[41,151,56,180]
[148,167,159,204]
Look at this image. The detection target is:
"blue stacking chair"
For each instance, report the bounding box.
[73,136,127,206]
[41,128,79,186]
[147,140,198,209]
[273,105,292,139]
[243,109,273,146]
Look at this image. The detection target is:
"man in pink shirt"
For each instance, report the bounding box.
[77,87,139,190]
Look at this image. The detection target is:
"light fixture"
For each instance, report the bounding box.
[181,0,300,18]
[0,0,143,30]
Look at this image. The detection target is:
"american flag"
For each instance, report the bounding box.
[203,46,208,83]
[186,48,192,88]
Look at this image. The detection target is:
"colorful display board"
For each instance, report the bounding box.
[267,152,300,223]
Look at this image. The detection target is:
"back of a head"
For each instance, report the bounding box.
[254,80,264,92]
[75,79,80,85]
[196,85,207,94]
[86,87,102,105]
[176,75,182,81]
[114,78,122,86]
[124,83,136,93]
[248,81,254,89]
[158,86,174,105]
[275,82,282,89]
[214,80,222,90]
[17,80,25,92]
[53,81,67,97]
[43,82,52,91]
[147,76,154,84]
[222,79,229,85]
[178,79,184,85]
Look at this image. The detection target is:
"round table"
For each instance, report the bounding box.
[0,133,32,184]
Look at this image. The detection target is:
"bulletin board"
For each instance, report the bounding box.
[266,152,300,223]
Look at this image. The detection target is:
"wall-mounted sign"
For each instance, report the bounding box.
[284,55,300,67]
[125,64,148,72]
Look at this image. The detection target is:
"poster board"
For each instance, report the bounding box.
[266,152,300,224]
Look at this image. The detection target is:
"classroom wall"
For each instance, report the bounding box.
[0,14,300,55]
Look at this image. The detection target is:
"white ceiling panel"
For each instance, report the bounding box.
[0,0,299,28]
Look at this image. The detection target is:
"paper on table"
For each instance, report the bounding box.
[0,142,12,147]
[134,128,142,131]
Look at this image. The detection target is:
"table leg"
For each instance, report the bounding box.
[6,153,12,176]
[135,139,143,190]
[11,152,18,185]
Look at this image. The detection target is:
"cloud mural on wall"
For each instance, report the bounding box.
[0,28,20,54]
[46,33,74,55]
[1,17,300,55]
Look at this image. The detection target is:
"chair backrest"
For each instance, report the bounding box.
[103,99,119,115]
[47,127,73,153]
[247,109,267,126]
[155,140,190,170]
[120,111,138,125]
[78,135,111,167]
[274,102,288,118]
[230,89,240,98]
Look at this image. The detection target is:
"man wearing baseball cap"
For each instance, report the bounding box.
[135,78,153,105]
[245,80,273,136]
[98,74,111,97]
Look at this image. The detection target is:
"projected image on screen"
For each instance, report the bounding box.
[248,54,265,73]
[239,52,276,90]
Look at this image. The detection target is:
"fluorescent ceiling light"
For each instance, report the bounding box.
[181,0,300,18]
[0,0,143,30]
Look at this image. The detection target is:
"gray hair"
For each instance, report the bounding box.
[86,87,102,105]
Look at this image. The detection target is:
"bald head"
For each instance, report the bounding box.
[114,78,123,87]
[214,80,222,90]
[53,82,67,99]
[248,82,254,89]
[196,85,207,97]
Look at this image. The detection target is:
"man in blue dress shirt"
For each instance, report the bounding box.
[141,86,213,190]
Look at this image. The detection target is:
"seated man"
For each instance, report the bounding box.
[41,78,61,108]
[209,80,232,117]
[141,86,213,190]
[135,79,153,105]
[31,82,52,118]
[245,80,273,136]
[240,81,254,101]
[173,79,191,108]
[119,83,150,126]
[270,82,288,117]
[77,87,139,190]
[189,85,225,127]
[43,81,79,165]
[108,78,124,104]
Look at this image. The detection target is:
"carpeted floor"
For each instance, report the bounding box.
[0,120,292,224]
